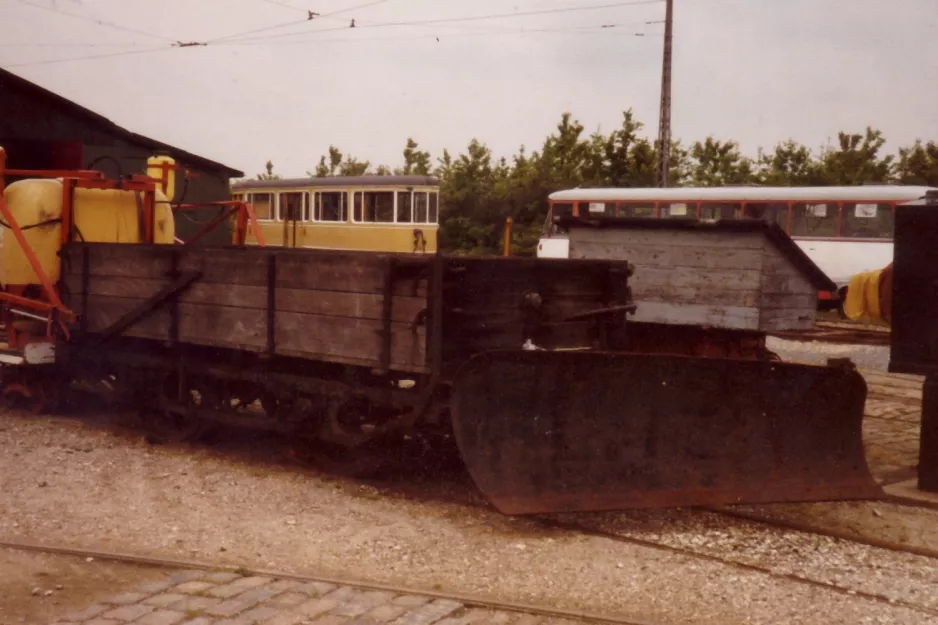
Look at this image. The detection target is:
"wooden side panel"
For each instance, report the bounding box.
[568,228,764,331]
[439,256,628,368]
[62,244,431,373]
[758,239,818,331]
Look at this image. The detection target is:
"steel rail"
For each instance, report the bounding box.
[537,517,938,619]
[0,538,657,625]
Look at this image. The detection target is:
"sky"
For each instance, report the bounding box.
[3,0,938,179]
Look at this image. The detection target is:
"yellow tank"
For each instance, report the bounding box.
[0,179,63,286]
[0,179,175,286]
[146,155,176,201]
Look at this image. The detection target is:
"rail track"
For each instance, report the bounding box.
[769,321,892,347]
[0,538,649,625]
[536,514,938,619]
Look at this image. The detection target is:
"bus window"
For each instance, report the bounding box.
[579,201,616,216]
[618,202,655,218]
[741,203,788,229]
[660,202,692,218]
[700,203,742,220]
[249,193,274,221]
[278,192,308,221]
[552,202,574,219]
[841,202,894,239]
[397,191,413,223]
[790,202,838,237]
[317,191,346,222]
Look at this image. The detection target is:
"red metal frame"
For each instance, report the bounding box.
[0,147,264,354]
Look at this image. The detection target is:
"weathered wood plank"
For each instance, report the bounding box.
[630,301,760,331]
[630,266,762,292]
[67,275,426,322]
[78,294,427,370]
[276,312,426,371]
[64,245,171,278]
[569,228,766,250]
[570,242,763,270]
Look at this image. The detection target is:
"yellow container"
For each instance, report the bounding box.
[146,155,176,201]
[0,179,63,286]
[0,179,175,287]
[73,186,175,244]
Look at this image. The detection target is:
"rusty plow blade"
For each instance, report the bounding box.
[449,351,883,515]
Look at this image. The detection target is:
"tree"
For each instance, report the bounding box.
[818,128,894,185]
[688,137,755,186]
[398,138,432,175]
[755,140,825,186]
[895,140,938,186]
[309,146,371,177]
[255,160,282,180]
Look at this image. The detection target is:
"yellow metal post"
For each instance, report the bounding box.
[503,217,512,257]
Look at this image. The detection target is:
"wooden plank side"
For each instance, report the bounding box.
[78,295,427,370]
[64,245,171,279]
[569,241,763,271]
[630,301,760,331]
[67,274,426,322]
[759,238,820,331]
[569,228,765,250]
[276,312,426,370]
[80,295,171,340]
[276,252,429,296]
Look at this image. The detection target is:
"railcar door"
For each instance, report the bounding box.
[279,191,308,248]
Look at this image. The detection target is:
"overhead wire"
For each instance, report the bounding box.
[217,0,665,45]
[4,45,178,68]
[224,23,659,47]
[210,0,391,43]
[13,0,176,43]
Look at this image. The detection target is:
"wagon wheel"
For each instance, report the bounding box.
[1,383,44,414]
[288,396,401,478]
[138,373,215,444]
[288,438,396,479]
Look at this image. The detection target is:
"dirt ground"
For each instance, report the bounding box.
[0,547,169,625]
[3,407,938,625]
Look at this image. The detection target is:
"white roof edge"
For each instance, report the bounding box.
[548,186,938,203]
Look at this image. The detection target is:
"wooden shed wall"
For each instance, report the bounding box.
[567,226,817,332]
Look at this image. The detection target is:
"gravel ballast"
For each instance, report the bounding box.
[2,408,937,625]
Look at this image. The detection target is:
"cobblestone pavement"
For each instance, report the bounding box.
[49,569,592,625]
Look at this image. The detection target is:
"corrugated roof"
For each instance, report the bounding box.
[230,175,440,190]
[0,67,243,178]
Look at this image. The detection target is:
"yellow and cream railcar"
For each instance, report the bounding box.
[230,175,440,253]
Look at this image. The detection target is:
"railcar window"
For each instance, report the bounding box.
[700,203,743,220]
[579,201,616,217]
[397,191,413,223]
[789,202,838,237]
[353,191,395,223]
[278,192,309,221]
[414,192,428,223]
[249,193,274,221]
[429,192,438,224]
[660,202,691,218]
[841,202,894,239]
[617,202,656,218]
[317,191,346,222]
[740,202,789,228]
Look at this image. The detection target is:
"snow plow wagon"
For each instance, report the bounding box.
[0,147,881,515]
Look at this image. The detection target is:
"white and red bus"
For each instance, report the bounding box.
[537,185,937,304]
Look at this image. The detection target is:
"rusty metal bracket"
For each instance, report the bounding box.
[86,271,202,347]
